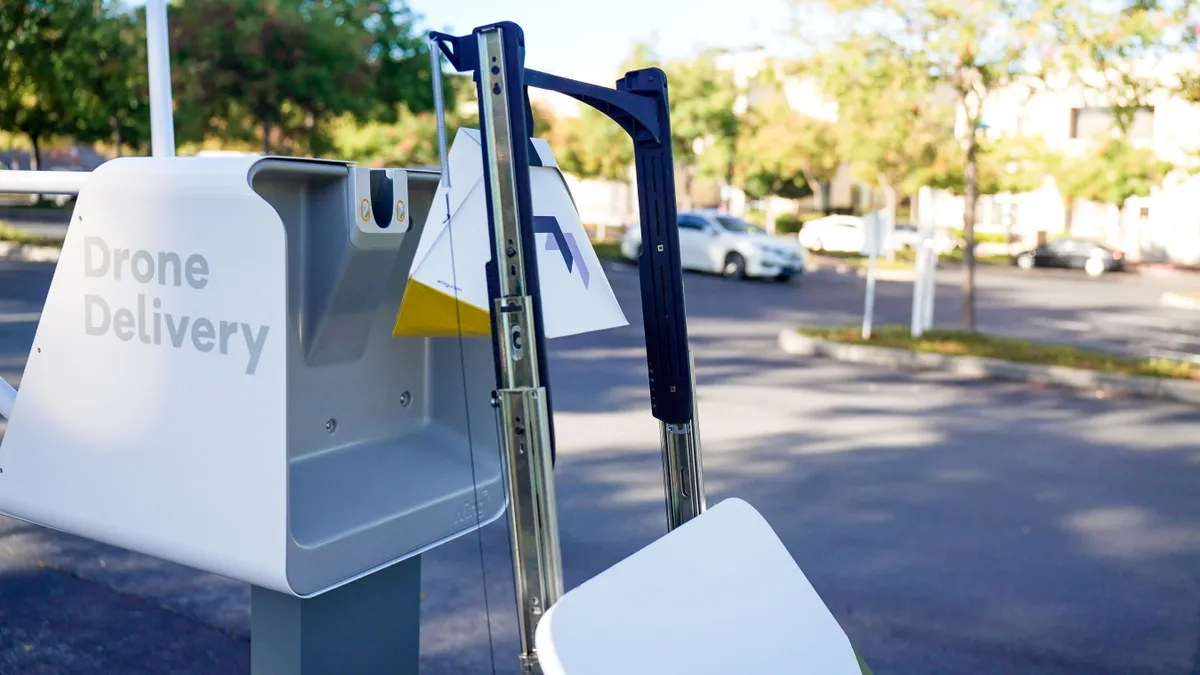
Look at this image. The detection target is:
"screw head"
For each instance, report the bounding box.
[399,391,412,407]
[325,419,337,434]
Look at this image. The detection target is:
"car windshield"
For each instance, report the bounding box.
[715,216,766,235]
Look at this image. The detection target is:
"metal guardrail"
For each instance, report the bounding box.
[0,170,90,196]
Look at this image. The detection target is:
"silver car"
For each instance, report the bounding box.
[621,211,806,282]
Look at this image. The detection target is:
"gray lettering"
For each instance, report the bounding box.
[132,251,154,283]
[185,254,209,290]
[242,323,269,375]
[137,294,151,343]
[153,297,162,344]
[165,313,190,348]
[157,252,181,286]
[219,320,238,355]
[113,308,135,341]
[113,247,131,281]
[84,295,110,335]
[192,318,215,353]
[84,237,109,277]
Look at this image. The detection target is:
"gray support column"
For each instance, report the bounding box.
[251,556,422,675]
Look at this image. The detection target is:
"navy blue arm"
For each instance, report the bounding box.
[429,26,694,427]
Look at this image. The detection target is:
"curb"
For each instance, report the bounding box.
[1162,292,1200,311]
[778,330,1200,407]
[0,241,61,263]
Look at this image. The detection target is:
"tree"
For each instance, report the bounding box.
[331,92,554,170]
[170,0,432,155]
[0,1,118,168]
[799,0,1191,331]
[547,41,658,182]
[734,71,840,214]
[925,133,1056,198]
[550,107,634,181]
[809,41,953,258]
[1056,136,1172,227]
[77,5,151,155]
[663,52,739,210]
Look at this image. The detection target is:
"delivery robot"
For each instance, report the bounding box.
[0,10,869,675]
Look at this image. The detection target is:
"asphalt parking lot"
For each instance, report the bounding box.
[0,256,1197,674]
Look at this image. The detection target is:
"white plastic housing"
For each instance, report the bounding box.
[0,155,506,597]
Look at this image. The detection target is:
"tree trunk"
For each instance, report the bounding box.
[821,182,832,215]
[961,129,979,333]
[262,115,273,154]
[681,164,694,211]
[1063,197,1074,234]
[30,135,40,171]
[802,170,825,214]
[112,117,123,158]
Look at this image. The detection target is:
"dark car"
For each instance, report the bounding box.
[1014,238,1126,277]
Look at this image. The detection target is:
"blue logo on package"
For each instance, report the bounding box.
[534,216,590,289]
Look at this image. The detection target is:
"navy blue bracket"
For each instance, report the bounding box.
[430,22,694,432]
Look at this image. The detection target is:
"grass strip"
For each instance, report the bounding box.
[798,325,1200,381]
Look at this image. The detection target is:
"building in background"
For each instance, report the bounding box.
[924,54,1200,264]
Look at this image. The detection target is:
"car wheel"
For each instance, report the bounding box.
[722,252,747,279]
[1017,253,1035,270]
[1084,257,1105,277]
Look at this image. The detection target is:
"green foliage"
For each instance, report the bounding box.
[926,134,1058,196]
[663,50,739,188]
[734,74,835,202]
[545,42,737,192]
[79,5,151,153]
[0,0,132,165]
[550,106,633,181]
[742,209,766,227]
[1055,136,1172,207]
[806,40,951,197]
[949,229,1008,244]
[0,222,66,247]
[169,0,432,155]
[774,213,803,234]
[330,96,556,168]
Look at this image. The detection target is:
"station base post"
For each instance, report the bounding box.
[250,555,422,675]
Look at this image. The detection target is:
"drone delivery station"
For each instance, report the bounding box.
[0,6,868,675]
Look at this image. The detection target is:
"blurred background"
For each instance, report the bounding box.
[3,0,1199,265]
[4,2,1200,675]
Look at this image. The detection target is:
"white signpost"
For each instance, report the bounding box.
[911,187,939,337]
[860,210,885,339]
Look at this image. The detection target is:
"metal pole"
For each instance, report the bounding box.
[910,243,925,338]
[476,27,563,674]
[250,558,422,675]
[145,0,176,157]
[922,242,936,332]
[862,248,877,340]
[660,351,706,530]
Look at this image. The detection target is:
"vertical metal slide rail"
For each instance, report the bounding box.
[431,22,711,673]
[474,26,563,674]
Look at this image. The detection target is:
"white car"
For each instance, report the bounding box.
[620,211,806,281]
[797,214,866,253]
[892,223,957,254]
